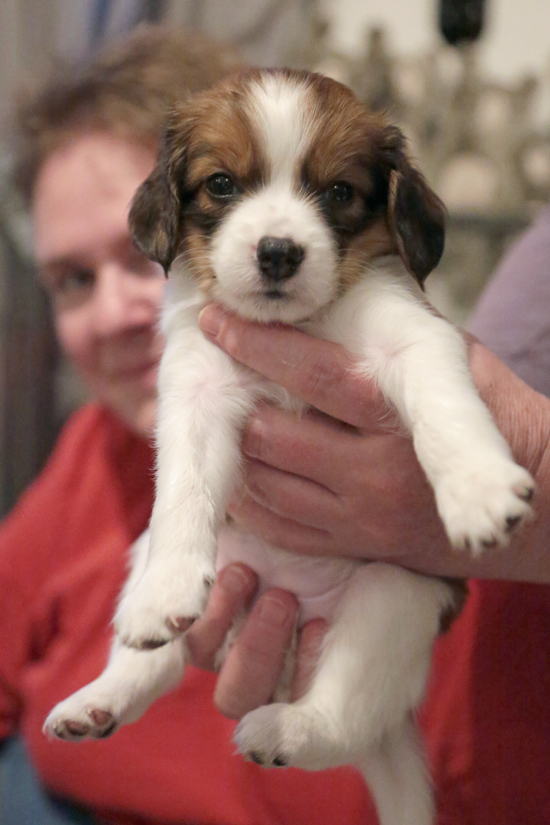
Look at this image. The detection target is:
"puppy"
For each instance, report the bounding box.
[45,70,534,825]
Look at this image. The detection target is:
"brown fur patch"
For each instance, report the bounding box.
[171,72,267,193]
[304,77,390,188]
[182,229,217,295]
[337,217,395,291]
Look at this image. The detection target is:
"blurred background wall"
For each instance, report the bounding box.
[1,0,549,516]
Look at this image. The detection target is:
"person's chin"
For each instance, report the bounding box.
[139,364,160,393]
[121,363,159,393]
[110,390,158,440]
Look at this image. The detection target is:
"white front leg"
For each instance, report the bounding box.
[328,266,534,554]
[115,328,256,648]
[44,638,187,740]
[46,531,187,740]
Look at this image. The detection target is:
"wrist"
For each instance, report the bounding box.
[469,337,550,477]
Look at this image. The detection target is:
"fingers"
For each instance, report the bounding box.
[187,566,327,721]
[227,494,333,556]
[199,305,386,428]
[242,405,365,490]
[186,564,257,671]
[239,458,339,530]
[214,589,299,719]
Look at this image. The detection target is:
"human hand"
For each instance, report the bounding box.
[189,305,550,718]
[186,563,326,719]
[198,303,550,581]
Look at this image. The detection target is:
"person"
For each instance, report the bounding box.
[1,21,549,825]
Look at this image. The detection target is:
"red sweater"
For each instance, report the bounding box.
[1,404,549,824]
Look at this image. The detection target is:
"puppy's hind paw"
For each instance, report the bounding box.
[234,703,341,771]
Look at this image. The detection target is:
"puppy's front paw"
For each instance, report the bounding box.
[114,558,216,650]
[436,458,534,555]
[45,694,119,742]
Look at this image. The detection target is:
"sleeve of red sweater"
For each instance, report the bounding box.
[0,407,102,738]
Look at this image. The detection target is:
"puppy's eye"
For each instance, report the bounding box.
[206,173,237,199]
[325,182,354,204]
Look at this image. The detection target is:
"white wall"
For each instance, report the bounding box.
[326,0,550,83]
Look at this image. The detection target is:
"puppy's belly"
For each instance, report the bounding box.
[217,525,358,625]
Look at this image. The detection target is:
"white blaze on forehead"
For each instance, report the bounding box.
[246,74,315,183]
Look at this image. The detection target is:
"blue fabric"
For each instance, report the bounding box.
[89,0,166,49]
[0,739,96,825]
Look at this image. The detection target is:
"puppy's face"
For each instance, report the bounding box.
[130,70,445,323]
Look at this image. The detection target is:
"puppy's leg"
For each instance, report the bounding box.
[45,531,186,741]
[115,330,256,649]
[331,271,535,554]
[356,720,435,825]
[44,637,186,741]
[359,719,434,825]
[234,564,450,776]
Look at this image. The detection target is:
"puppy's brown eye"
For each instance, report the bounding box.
[206,173,237,199]
[326,182,354,203]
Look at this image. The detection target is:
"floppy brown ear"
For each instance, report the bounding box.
[129,166,181,275]
[129,122,188,275]
[387,163,446,285]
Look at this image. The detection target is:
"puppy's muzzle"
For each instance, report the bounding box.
[257,236,305,283]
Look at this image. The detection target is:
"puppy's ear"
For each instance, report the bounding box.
[129,124,187,275]
[381,126,446,285]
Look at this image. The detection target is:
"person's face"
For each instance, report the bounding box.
[33,132,165,438]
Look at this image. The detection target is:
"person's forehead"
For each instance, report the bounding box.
[32,132,156,263]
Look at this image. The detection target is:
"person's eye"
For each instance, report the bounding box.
[59,268,95,292]
[205,173,238,200]
[42,267,95,299]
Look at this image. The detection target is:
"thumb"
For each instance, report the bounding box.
[199,304,386,429]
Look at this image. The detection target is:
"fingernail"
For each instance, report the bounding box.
[219,564,253,596]
[199,305,226,338]
[242,415,263,457]
[258,595,293,626]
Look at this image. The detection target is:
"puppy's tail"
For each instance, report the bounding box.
[357,719,434,825]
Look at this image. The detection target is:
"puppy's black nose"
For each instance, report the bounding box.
[257,236,305,282]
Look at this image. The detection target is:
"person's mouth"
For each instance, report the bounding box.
[108,358,160,387]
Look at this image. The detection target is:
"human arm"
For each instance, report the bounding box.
[198,303,550,583]
[468,206,550,398]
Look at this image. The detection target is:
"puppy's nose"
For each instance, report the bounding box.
[257,236,305,282]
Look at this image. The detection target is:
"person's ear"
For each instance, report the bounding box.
[380,126,446,285]
[129,123,188,275]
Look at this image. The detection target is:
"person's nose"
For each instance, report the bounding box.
[90,264,161,338]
